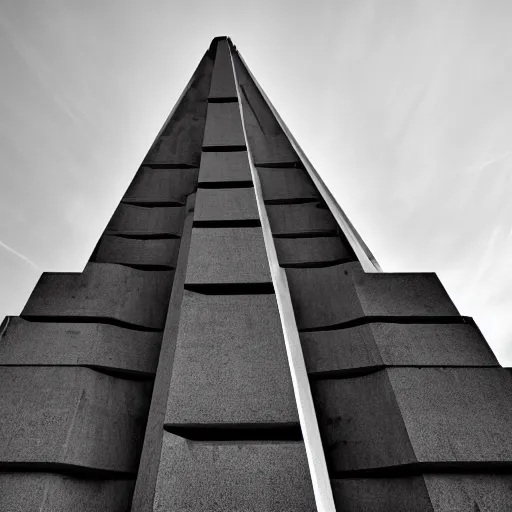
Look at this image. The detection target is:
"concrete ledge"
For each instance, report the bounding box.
[198,151,252,184]
[153,433,316,511]
[0,317,161,376]
[166,291,297,426]
[203,103,245,148]
[0,474,134,512]
[22,262,174,330]
[274,237,353,266]
[258,167,319,203]
[0,367,151,473]
[105,204,185,237]
[266,203,338,236]
[194,188,259,222]
[94,235,180,269]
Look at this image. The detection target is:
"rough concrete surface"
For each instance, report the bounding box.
[258,167,319,202]
[266,203,338,236]
[194,187,259,222]
[166,291,297,426]
[198,151,252,184]
[209,39,238,99]
[274,236,352,266]
[153,433,316,512]
[203,103,245,148]
[0,367,151,473]
[22,262,174,329]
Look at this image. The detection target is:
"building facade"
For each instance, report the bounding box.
[0,37,511,511]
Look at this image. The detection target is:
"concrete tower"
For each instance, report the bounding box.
[0,37,511,512]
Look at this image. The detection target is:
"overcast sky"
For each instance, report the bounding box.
[1,0,511,364]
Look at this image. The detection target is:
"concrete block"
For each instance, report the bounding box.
[198,151,252,184]
[0,367,151,473]
[203,103,245,148]
[185,228,271,285]
[94,235,180,269]
[105,204,185,237]
[266,203,338,236]
[0,317,161,376]
[194,188,259,222]
[286,262,459,330]
[258,167,319,203]
[166,291,297,426]
[274,237,353,266]
[153,433,316,512]
[22,262,173,330]
[209,39,238,100]
[0,474,134,512]
[332,474,512,512]
[312,368,512,473]
[122,167,198,206]
[301,323,498,376]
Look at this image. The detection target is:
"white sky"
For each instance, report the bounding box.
[1,0,511,364]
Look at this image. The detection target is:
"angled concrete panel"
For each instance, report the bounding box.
[0,367,151,473]
[194,188,259,222]
[22,263,174,330]
[166,291,297,426]
[209,39,237,100]
[198,151,252,184]
[203,103,245,148]
[266,203,338,237]
[287,262,459,330]
[0,474,134,512]
[258,167,319,203]
[94,235,180,269]
[122,167,198,206]
[301,323,498,376]
[313,368,512,473]
[185,227,271,285]
[153,433,316,512]
[274,237,353,266]
[0,317,161,376]
[105,204,185,238]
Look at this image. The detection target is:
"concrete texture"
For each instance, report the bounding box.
[166,291,297,426]
[0,367,151,473]
[258,167,319,203]
[301,322,498,376]
[312,367,512,473]
[185,227,271,285]
[233,52,299,165]
[0,474,134,512]
[94,235,180,269]
[0,317,161,376]
[203,103,246,148]
[194,188,259,222]
[286,262,459,330]
[274,237,353,266]
[331,475,512,511]
[122,167,198,206]
[105,204,185,237]
[198,150,252,184]
[145,52,213,165]
[266,203,338,236]
[153,433,316,512]
[209,39,238,100]
[22,262,174,330]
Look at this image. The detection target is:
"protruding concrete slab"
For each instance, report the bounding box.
[258,167,319,203]
[209,39,238,100]
[203,103,246,148]
[198,151,252,184]
[185,228,271,285]
[331,474,512,512]
[287,262,459,330]
[153,433,316,511]
[313,368,512,473]
[266,203,338,237]
[194,188,259,222]
[22,262,173,330]
[0,474,134,512]
[0,317,161,376]
[274,237,353,266]
[94,235,180,269]
[122,167,198,205]
[166,291,297,426]
[301,323,498,376]
[105,204,185,238]
[0,367,151,473]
